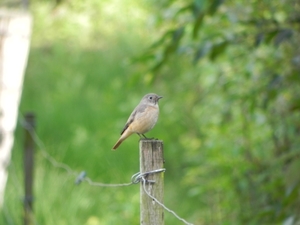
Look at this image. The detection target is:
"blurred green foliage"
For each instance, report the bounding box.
[136,0,300,224]
[1,0,300,225]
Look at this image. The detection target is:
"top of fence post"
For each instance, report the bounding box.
[139,139,164,225]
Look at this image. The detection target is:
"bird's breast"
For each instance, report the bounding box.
[129,106,159,134]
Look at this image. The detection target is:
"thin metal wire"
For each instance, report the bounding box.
[74,169,166,187]
[20,114,194,225]
[131,169,166,184]
[20,116,131,186]
[28,127,77,176]
[83,177,133,187]
[141,176,194,225]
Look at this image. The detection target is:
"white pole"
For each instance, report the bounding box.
[0,9,32,207]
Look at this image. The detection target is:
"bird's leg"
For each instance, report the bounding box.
[143,134,156,140]
[137,133,158,141]
[137,133,145,140]
[137,133,151,140]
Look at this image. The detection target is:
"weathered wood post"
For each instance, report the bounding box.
[23,113,35,225]
[140,139,164,225]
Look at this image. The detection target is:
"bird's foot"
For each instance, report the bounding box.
[138,134,158,141]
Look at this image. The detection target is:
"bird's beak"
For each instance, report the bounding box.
[158,96,163,100]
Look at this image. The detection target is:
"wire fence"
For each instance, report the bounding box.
[20,114,194,225]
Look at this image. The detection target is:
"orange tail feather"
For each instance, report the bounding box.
[112,138,124,150]
[112,129,133,150]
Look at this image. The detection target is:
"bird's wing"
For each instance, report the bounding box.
[120,104,147,135]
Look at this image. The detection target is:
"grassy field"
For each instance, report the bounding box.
[1,1,195,224]
[4,0,289,224]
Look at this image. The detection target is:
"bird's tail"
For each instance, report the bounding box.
[112,127,133,150]
[112,138,123,150]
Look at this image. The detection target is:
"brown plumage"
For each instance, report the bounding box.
[112,93,162,150]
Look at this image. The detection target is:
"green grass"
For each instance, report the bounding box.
[1,1,181,225]
[1,0,277,224]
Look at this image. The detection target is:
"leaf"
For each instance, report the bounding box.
[148,27,185,52]
[130,53,155,63]
[208,0,224,15]
[265,30,279,44]
[289,96,300,111]
[209,41,228,61]
[172,26,185,43]
[254,33,264,47]
[283,183,299,207]
[148,27,185,72]
[274,29,293,46]
[163,43,176,58]
[264,74,282,103]
[193,0,205,17]
[193,42,211,64]
[175,4,193,17]
[148,30,173,50]
[192,12,205,39]
[151,58,167,71]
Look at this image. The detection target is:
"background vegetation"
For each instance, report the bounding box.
[1,0,300,224]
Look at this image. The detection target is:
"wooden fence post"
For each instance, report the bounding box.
[23,112,35,225]
[140,139,164,225]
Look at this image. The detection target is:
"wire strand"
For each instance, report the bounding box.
[19,114,194,225]
[141,176,194,225]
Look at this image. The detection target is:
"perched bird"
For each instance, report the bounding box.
[112,93,162,150]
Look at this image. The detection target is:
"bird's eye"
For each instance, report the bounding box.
[149,96,153,100]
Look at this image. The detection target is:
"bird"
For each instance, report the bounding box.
[112,93,162,150]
